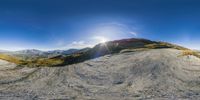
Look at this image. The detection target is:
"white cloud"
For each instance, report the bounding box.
[129,31,138,36]
[72,41,85,45]
[66,41,94,49]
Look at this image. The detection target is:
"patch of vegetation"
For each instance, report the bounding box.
[0,54,26,65]
[145,42,188,50]
[25,58,64,67]
[179,50,200,58]
[120,48,149,53]
[145,43,168,49]
[0,53,65,67]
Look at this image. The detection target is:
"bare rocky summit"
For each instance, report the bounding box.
[0,48,199,100]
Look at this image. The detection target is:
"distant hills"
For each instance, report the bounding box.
[15,48,79,56]
[0,49,79,60]
[0,49,79,55]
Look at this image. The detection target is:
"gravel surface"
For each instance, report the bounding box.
[0,48,199,100]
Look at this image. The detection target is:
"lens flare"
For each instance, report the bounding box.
[93,36,109,43]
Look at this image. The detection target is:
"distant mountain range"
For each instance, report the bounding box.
[0,48,79,57]
[0,48,80,61]
[0,48,79,55]
[46,49,79,55]
[15,49,44,55]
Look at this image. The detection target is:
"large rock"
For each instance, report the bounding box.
[0,60,16,70]
[0,49,199,99]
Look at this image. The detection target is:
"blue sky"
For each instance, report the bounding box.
[0,0,200,51]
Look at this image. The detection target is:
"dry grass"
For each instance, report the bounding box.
[22,58,64,67]
[180,50,200,58]
[0,53,64,67]
[145,42,188,50]
[145,43,159,49]
[120,48,149,53]
[37,59,64,66]
[0,54,25,65]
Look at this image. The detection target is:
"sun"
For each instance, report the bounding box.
[93,36,109,43]
[99,37,108,43]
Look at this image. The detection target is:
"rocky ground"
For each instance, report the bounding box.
[0,48,199,100]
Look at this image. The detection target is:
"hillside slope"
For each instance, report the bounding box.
[0,38,188,67]
[0,48,199,99]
